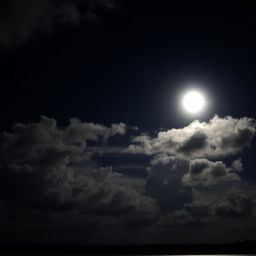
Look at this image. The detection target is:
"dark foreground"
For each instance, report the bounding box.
[1,241,256,254]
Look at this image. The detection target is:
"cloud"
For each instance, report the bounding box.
[145,154,193,212]
[0,0,116,48]
[1,116,125,165]
[0,116,159,231]
[127,115,256,159]
[144,151,247,214]
[177,131,208,156]
[182,158,240,186]
[186,187,253,221]
[123,115,256,229]
[63,117,126,144]
[162,187,254,227]
[143,149,255,227]
[162,209,196,226]
[0,115,256,242]
[231,158,243,171]
[215,188,253,218]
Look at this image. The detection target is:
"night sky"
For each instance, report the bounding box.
[1,0,256,244]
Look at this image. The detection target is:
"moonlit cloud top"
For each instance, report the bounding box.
[0,114,255,243]
[127,115,256,158]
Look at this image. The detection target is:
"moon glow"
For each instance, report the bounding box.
[182,90,205,114]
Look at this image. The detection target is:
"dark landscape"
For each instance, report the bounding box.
[1,241,256,255]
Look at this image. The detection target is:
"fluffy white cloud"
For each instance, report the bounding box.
[182,158,240,186]
[127,115,255,159]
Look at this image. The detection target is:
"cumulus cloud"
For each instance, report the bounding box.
[63,117,126,144]
[1,116,125,165]
[145,154,193,212]
[0,0,116,48]
[182,158,240,186]
[231,158,243,171]
[162,187,254,227]
[0,116,158,231]
[142,149,255,227]
[127,115,256,159]
[0,115,256,242]
[144,151,248,214]
[124,115,256,228]
[177,131,208,156]
[215,188,253,218]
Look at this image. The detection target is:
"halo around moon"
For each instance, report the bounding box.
[182,90,206,114]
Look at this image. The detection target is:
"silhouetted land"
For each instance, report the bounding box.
[1,241,256,254]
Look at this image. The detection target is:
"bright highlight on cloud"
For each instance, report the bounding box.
[182,90,206,114]
[0,114,255,243]
[127,115,255,158]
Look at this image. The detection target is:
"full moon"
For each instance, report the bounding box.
[182,90,205,114]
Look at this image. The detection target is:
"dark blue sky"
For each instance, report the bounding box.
[1,1,256,130]
[1,0,256,244]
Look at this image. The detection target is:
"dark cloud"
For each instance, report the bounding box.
[145,154,193,212]
[231,158,243,172]
[162,187,254,227]
[0,115,256,242]
[144,152,255,227]
[177,131,208,156]
[1,116,125,165]
[187,187,253,221]
[0,116,158,237]
[215,188,253,218]
[0,0,116,48]
[162,210,196,226]
[63,117,126,144]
